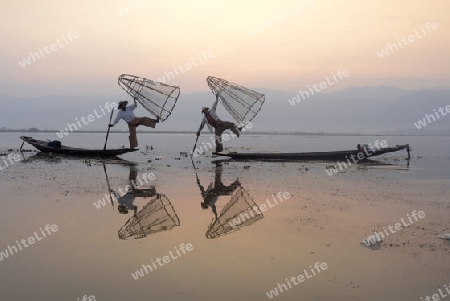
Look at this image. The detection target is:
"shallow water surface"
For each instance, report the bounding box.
[0,132,449,301]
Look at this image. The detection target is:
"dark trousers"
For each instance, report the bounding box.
[127,117,157,148]
[214,120,239,152]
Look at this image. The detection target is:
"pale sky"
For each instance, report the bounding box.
[1,0,449,98]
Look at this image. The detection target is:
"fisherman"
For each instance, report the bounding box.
[197,162,241,217]
[196,94,240,153]
[109,99,159,149]
[110,187,138,215]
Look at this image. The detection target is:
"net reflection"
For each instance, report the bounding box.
[110,165,180,239]
[195,161,264,239]
[205,187,263,239]
[118,193,180,239]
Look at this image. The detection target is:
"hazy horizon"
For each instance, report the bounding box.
[1,0,449,135]
[2,85,450,137]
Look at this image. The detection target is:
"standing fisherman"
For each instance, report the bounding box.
[109,99,159,149]
[196,95,240,153]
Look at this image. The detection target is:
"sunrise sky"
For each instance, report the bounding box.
[1,0,449,99]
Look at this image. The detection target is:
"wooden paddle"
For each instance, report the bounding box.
[192,133,200,156]
[103,108,114,151]
[102,162,114,208]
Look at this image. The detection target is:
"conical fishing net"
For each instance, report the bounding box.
[206,76,265,126]
[118,74,180,122]
[205,188,263,239]
[118,193,180,239]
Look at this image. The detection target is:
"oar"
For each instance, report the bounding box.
[103,108,114,151]
[102,162,114,209]
[191,121,203,156]
[192,134,200,156]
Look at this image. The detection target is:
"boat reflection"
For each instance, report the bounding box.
[195,161,264,239]
[104,164,180,239]
[22,151,136,166]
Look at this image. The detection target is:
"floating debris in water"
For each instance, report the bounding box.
[361,234,383,247]
[298,165,309,173]
[438,233,450,240]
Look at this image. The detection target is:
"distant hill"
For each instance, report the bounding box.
[2,87,450,136]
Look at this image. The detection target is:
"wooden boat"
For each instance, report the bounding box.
[20,136,138,157]
[213,144,410,161]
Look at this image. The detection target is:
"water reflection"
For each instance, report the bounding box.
[103,164,180,239]
[194,161,264,239]
[117,192,180,239]
[196,162,241,217]
[205,187,264,239]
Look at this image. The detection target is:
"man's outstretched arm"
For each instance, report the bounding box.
[129,99,137,110]
[211,94,220,111]
[109,112,121,127]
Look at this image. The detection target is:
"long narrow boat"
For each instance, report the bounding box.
[20,136,138,157]
[213,144,410,161]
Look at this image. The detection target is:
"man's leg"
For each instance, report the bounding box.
[129,166,138,188]
[134,117,158,129]
[215,127,225,152]
[128,122,138,148]
[219,120,240,137]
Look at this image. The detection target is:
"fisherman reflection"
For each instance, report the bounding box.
[112,188,138,215]
[115,166,180,239]
[110,165,156,215]
[194,162,264,239]
[197,162,241,217]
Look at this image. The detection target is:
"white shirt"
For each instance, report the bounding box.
[198,97,220,134]
[112,103,137,125]
[112,191,136,210]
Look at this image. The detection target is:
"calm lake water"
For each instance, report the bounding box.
[2,131,450,179]
[0,132,449,301]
